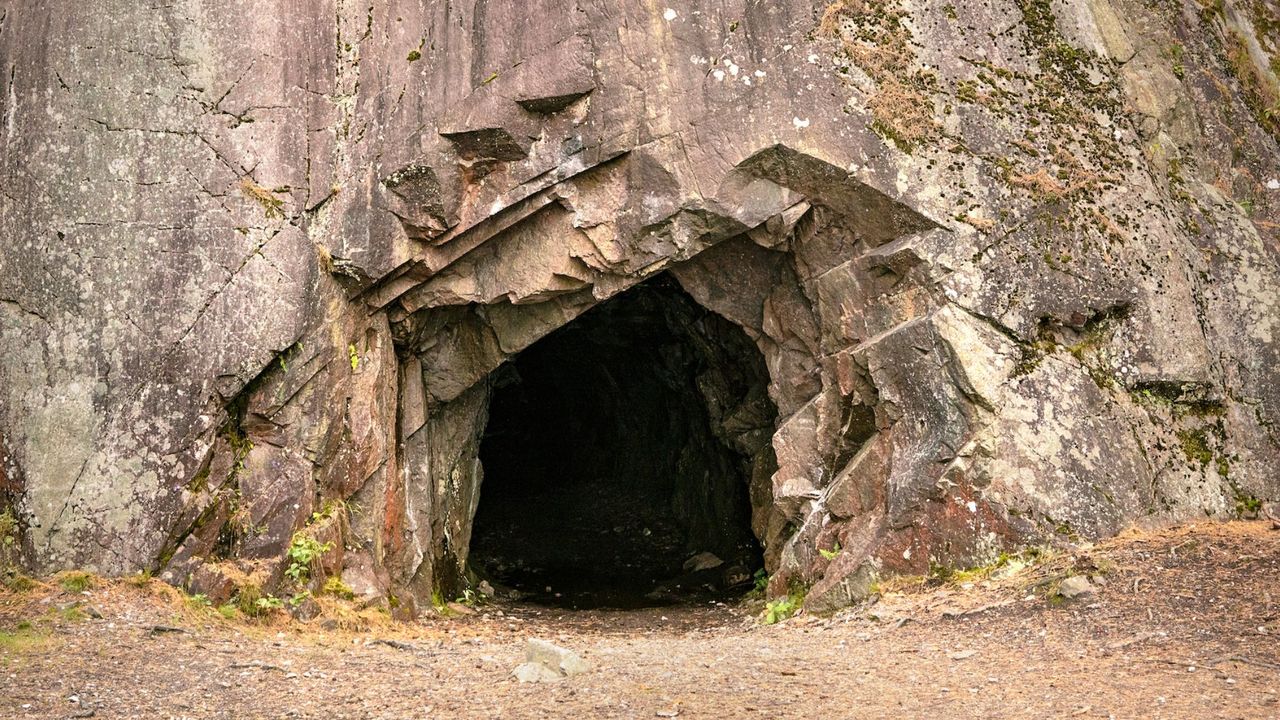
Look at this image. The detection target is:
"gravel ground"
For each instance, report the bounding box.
[2,521,1278,719]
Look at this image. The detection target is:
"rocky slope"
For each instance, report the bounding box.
[1,0,1277,613]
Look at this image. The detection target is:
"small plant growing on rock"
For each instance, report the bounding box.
[456,587,485,607]
[323,576,356,600]
[763,582,807,625]
[764,596,800,624]
[1176,428,1215,468]
[234,583,283,617]
[744,568,770,599]
[254,596,284,613]
[0,509,17,559]
[0,510,34,592]
[238,177,286,220]
[310,498,351,525]
[1168,43,1186,79]
[285,534,334,585]
[1235,492,1263,518]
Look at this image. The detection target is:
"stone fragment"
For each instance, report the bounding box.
[445,602,476,616]
[187,564,238,606]
[290,597,321,622]
[524,638,591,678]
[1057,575,1097,601]
[682,552,723,573]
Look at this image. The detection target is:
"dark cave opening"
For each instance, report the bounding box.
[469,275,777,609]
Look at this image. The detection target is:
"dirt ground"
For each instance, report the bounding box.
[2,521,1278,720]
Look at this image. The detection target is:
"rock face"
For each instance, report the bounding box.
[1,0,1277,613]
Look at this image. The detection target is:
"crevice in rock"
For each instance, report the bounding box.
[467,275,775,608]
[156,341,304,575]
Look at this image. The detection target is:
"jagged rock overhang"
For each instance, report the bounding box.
[348,133,953,603]
[293,9,987,607]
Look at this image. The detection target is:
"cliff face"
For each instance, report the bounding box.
[1,0,1277,613]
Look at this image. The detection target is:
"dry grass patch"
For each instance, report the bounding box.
[1226,30,1280,138]
[820,0,939,151]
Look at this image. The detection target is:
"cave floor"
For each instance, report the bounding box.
[2,521,1278,719]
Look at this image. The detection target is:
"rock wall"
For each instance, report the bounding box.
[1,0,1277,613]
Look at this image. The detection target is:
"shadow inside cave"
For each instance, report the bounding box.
[468,275,776,609]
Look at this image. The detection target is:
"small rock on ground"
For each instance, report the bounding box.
[683,552,723,572]
[513,638,591,682]
[1057,575,1096,600]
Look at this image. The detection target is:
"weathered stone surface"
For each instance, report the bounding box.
[512,661,562,683]
[1056,575,1098,601]
[1,0,1277,614]
[524,638,591,677]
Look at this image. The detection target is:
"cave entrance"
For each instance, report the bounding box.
[469,275,776,609]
